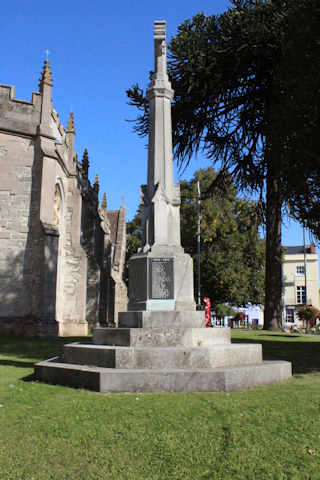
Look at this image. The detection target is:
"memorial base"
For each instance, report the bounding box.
[35,310,292,393]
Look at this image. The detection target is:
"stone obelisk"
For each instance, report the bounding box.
[127,21,196,313]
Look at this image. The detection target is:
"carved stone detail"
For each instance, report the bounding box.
[53,184,62,227]
[0,146,8,158]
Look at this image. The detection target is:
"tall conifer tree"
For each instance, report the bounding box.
[127,0,320,329]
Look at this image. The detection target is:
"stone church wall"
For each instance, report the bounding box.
[0,62,127,336]
[0,133,36,320]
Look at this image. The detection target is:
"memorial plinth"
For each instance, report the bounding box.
[126,251,196,313]
[35,322,292,393]
[34,21,292,393]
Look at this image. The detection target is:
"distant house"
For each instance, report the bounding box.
[283,245,320,325]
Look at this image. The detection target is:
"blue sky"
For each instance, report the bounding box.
[0,0,313,252]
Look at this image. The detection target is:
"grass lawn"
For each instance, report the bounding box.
[1,331,320,480]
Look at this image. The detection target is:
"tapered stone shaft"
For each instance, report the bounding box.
[141,21,181,251]
[127,21,196,311]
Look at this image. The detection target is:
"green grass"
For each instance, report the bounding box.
[1,331,320,480]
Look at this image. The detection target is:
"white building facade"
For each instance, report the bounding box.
[283,245,320,325]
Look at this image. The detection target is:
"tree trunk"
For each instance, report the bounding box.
[264,163,283,330]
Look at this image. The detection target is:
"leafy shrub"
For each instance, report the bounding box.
[297,305,320,328]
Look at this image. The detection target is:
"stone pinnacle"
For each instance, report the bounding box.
[66,112,75,133]
[102,192,107,210]
[39,60,53,89]
[82,148,89,180]
[94,174,99,194]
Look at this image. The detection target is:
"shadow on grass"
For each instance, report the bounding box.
[0,336,91,362]
[22,373,36,382]
[2,333,320,377]
[258,334,301,339]
[0,359,35,368]
[232,334,320,374]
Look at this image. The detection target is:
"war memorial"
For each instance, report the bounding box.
[34,21,292,393]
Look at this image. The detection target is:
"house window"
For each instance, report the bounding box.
[296,285,306,304]
[296,266,305,275]
[286,308,295,323]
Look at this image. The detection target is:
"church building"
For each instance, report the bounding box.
[0,60,127,336]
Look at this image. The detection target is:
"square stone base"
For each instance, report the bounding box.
[128,250,196,312]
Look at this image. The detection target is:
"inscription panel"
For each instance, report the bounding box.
[129,258,148,303]
[149,258,174,299]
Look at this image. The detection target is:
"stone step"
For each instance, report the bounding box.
[63,342,262,369]
[93,327,230,347]
[34,358,292,393]
[118,310,205,328]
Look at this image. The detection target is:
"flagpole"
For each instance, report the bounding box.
[197,180,201,309]
[303,224,307,305]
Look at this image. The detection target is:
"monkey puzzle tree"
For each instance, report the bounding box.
[127,0,320,330]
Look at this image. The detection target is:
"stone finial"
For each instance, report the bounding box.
[82,148,89,180]
[94,174,99,194]
[39,60,53,91]
[147,20,172,99]
[154,20,166,40]
[102,192,107,210]
[154,21,167,77]
[66,112,75,133]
